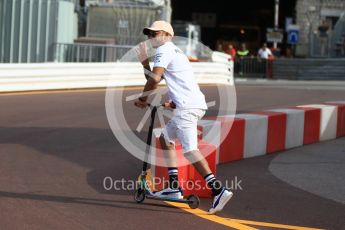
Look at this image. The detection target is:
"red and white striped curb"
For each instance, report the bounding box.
[149,101,345,197]
[201,102,345,165]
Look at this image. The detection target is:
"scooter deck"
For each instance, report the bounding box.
[144,194,193,204]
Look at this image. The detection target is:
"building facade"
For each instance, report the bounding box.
[296,0,345,57]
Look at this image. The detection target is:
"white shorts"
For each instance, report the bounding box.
[161,108,206,153]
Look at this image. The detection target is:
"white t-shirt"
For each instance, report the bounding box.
[153,41,208,110]
[258,48,272,59]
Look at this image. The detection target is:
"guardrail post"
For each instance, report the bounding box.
[89,46,92,62]
[101,47,105,62]
[76,45,80,62]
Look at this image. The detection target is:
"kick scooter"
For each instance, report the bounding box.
[134,104,200,209]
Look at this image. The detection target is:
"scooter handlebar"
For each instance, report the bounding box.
[147,102,174,109]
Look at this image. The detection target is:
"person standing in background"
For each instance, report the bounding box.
[216,43,224,52]
[236,43,250,75]
[257,43,274,59]
[318,20,330,57]
[257,43,274,79]
[237,43,249,58]
[226,44,236,61]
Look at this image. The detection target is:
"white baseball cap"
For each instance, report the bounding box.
[143,20,174,37]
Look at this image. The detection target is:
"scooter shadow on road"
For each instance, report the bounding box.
[0,190,187,214]
[0,127,175,197]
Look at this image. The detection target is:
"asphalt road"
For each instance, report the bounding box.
[0,82,344,229]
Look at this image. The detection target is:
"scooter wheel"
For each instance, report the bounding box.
[187,195,200,209]
[134,188,145,203]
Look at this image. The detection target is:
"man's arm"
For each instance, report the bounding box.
[136,42,152,80]
[137,67,165,105]
[143,64,152,80]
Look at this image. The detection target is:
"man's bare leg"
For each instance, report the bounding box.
[184,150,211,177]
[187,149,233,215]
[159,134,177,167]
[159,134,179,189]
[184,150,223,196]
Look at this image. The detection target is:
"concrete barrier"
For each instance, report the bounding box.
[198,102,344,166]
[292,107,321,145]
[297,104,338,141]
[269,108,305,149]
[149,100,344,198]
[251,111,286,154]
[325,101,345,138]
[202,116,245,164]
[0,62,233,92]
[235,114,268,159]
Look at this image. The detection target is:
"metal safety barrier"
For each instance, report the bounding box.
[54,43,134,63]
[234,57,273,78]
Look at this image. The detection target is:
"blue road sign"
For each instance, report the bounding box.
[287,30,299,45]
